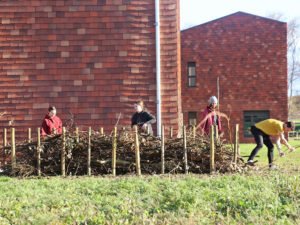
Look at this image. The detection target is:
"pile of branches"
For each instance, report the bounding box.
[1,129,245,177]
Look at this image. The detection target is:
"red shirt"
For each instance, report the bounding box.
[41,114,62,135]
[200,106,222,135]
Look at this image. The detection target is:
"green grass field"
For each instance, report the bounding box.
[0,140,299,224]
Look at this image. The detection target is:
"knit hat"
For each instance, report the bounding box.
[209,96,218,104]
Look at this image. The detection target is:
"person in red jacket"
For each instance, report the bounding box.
[41,106,62,136]
[200,96,221,135]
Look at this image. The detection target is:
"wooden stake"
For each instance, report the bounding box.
[37,127,41,176]
[75,127,79,143]
[28,128,31,143]
[100,127,104,136]
[87,127,91,176]
[215,125,219,139]
[3,128,7,166]
[210,125,215,173]
[234,124,239,167]
[183,125,188,174]
[134,126,141,176]
[161,125,165,174]
[112,126,117,177]
[61,127,66,176]
[169,127,173,139]
[11,128,16,172]
[146,125,150,135]
[193,125,196,139]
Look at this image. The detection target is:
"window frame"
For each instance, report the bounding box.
[187,62,196,87]
[243,110,270,138]
[188,111,197,127]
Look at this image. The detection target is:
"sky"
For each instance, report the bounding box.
[180,0,300,95]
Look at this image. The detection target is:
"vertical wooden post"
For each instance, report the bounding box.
[75,127,79,143]
[234,124,239,167]
[169,127,173,139]
[193,125,196,139]
[134,126,141,176]
[210,125,215,173]
[161,125,165,174]
[112,127,117,177]
[3,128,7,166]
[28,128,31,143]
[100,127,104,136]
[215,125,219,139]
[87,127,91,176]
[183,125,188,174]
[11,128,16,171]
[146,125,150,135]
[61,127,66,176]
[37,127,41,176]
[122,127,125,133]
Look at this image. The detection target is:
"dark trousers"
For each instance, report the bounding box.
[248,126,274,164]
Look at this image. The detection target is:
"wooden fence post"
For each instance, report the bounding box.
[75,127,79,143]
[234,124,239,168]
[169,127,173,139]
[3,128,7,166]
[61,127,66,176]
[112,127,117,177]
[11,128,16,172]
[210,125,215,173]
[28,128,31,143]
[100,127,104,136]
[193,125,196,139]
[87,127,91,176]
[183,125,188,174]
[161,125,165,174]
[37,127,41,176]
[134,126,141,176]
[215,125,219,139]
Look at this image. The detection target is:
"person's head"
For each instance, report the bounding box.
[284,121,295,131]
[208,96,218,109]
[48,106,57,118]
[134,101,144,113]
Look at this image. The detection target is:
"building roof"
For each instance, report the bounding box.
[181,11,286,32]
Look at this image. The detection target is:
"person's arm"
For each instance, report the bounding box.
[274,136,285,157]
[144,112,156,124]
[279,132,295,152]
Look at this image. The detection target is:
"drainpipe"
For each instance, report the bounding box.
[155,0,161,137]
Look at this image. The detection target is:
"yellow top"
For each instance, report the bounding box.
[255,119,284,135]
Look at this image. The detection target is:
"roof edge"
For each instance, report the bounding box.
[181,11,287,32]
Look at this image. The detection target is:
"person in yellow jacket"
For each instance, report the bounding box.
[247,119,295,169]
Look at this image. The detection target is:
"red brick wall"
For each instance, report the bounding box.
[0,0,181,140]
[181,12,287,142]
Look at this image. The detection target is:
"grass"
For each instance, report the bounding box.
[0,141,299,224]
[239,139,300,171]
[0,173,299,224]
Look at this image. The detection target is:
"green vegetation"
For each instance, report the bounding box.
[0,141,299,224]
[239,139,300,170]
[0,174,299,224]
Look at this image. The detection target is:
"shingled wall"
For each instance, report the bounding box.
[0,0,181,140]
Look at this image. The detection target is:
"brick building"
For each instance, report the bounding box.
[0,6,288,143]
[0,0,181,139]
[181,12,287,142]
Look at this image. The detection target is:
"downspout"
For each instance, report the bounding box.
[155,0,161,137]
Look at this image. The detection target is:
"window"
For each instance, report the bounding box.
[187,62,196,87]
[244,111,270,137]
[188,112,197,127]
